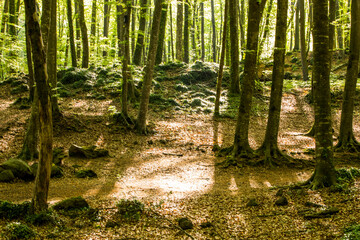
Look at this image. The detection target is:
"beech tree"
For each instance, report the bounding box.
[228,0,240,94]
[67,0,76,67]
[175,0,183,61]
[133,0,148,65]
[78,0,89,68]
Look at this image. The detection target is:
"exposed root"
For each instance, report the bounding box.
[335,136,360,153]
[304,125,315,137]
[256,144,293,168]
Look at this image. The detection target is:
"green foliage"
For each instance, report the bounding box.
[0,201,30,220]
[155,61,185,71]
[336,168,355,183]
[4,222,36,240]
[53,196,89,211]
[342,224,360,240]
[26,211,54,226]
[116,199,144,222]
[75,169,97,178]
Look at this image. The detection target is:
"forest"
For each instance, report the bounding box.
[0,0,360,238]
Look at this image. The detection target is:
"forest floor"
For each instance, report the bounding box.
[1,55,360,239]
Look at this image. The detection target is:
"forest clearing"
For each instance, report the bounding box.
[1,0,360,238]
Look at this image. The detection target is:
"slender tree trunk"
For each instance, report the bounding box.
[210,0,216,62]
[191,0,197,61]
[131,0,136,56]
[90,0,97,47]
[257,0,289,166]
[175,0,183,61]
[155,1,168,65]
[310,0,336,189]
[133,0,148,65]
[293,0,300,51]
[103,0,111,57]
[8,0,15,36]
[116,0,123,57]
[75,1,81,59]
[229,0,240,94]
[335,0,344,57]
[122,0,131,117]
[25,0,53,212]
[329,0,336,70]
[183,0,189,63]
[232,0,267,159]
[299,0,308,81]
[1,0,8,33]
[200,1,204,61]
[136,0,163,134]
[170,2,174,60]
[258,0,274,60]
[78,0,89,68]
[239,0,245,61]
[214,0,228,116]
[335,0,360,152]
[25,22,35,102]
[67,0,77,67]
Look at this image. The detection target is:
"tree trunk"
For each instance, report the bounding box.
[210,0,216,62]
[258,0,274,60]
[175,0,183,61]
[183,0,189,63]
[229,0,240,94]
[214,0,228,116]
[67,0,77,67]
[136,0,163,134]
[299,0,308,81]
[122,0,131,117]
[293,0,300,51]
[257,0,289,166]
[310,0,336,189]
[78,0,89,68]
[133,0,148,65]
[335,0,344,58]
[75,1,81,59]
[103,0,111,57]
[8,0,15,36]
[25,22,35,102]
[155,1,168,65]
[48,0,61,118]
[200,1,204,61]
[25,0,53,212]
[90,0,96,47]
[232,0,267,159]
[191,0,197,61]
[131,0,136,56]
[335,0,360,152]
[1,0,8,33]
[329,0,336,69]
[170,2,174,60]
[239,0,245,61]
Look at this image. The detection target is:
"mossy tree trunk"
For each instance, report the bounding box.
[133,0,148,65]
[155,1,168,65]
[175,0,183,61]
[1,0,8,33]
[25,0,53,212]
[8,0,15,36]
[25,22,35,102]
[214,0,228,116]
[78,0,89,68]
[329,0,336,69]
[210,0,216,62]
[136,0,163,134]
[335,0,360,152]
[257,0,289,166]
[232,0,267,159]
[310,0,336,189]
[67,0,77,67]
[229,0,240,94]
[122,0,131,117]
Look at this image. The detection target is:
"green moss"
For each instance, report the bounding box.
[0,201,31,220]
[5,222,36,240]
[53,196,89,211]
[116,199,144,222]
[11,84,28,95]
[75,169,97,178]
[342,224,360,240]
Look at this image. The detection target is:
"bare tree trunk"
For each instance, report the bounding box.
[133,0,148,65]
[239,0,245,61]
[183,0,189,63]
[210,0,216,62]
[176,0,183,61]
[169,2,174,60]
[229,0,240,94]
[78,0,89,68]
[103,0,111,57]
[299,0,308,81]
[122,0,131,117]
[67,0,77,67]
[156,1,168,64]
[293,0,300,51]
[200,1,204,61]
[90,0,97,47]
[136,0,163,134]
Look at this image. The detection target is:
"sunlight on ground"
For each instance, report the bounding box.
[67,99,111,116]
[110,156,215,201]
[0,101,11,111]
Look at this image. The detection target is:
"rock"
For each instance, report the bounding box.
[51,165,64,178]
[178,217,193,230]
[175,84,188,92]
[0,170,15,182]
[246,198,259,207]
[10,84,29,95]
[275,196,288,206]
[0,159,34,181]
[200,222,213,228]
[53,147,66,166]
[69,144,109,158]
[275,189,284,197]
[53,196,89,211]
[75,169,97,178]
[190,98,202,107]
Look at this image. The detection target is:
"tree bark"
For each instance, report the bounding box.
[8,0,15,36]
[210,0,216,62]
[78,0,89,68]
[169,2,174,60]
[310,0,336,189]
[229,0,240,94]
[214,0,228,116]
[183,0,189,63]
[25,0,53,212]
[90,0,96,47]
[103,0,111,57]
[1,0,8,33]
[136,0,163,134]
[239,0,245,61]
[155,1,168,65]
[67,0,77,67]
[335,0,344,57]
[175,0,183,61]
[25,22,35,102]
[200,1,204,61]
[335,0,360,152]
[257,0,289,166]
[258,0,273,60]
[293,0,300,51]
[232,0,267,159]
[329,0,336,69]
[133,0,148,65]
[122,0,131,117]
[299,0,308,81]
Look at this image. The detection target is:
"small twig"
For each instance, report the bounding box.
[147,207,195,240]
[163,153,183,157]
[196,144,213,150]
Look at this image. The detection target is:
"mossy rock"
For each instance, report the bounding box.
[116,199,144,221]
[51,165,64,178]
[174,84,188,92]
[275,196,288,206]
[11,84,29,95]
[53,196,89,211]
[27,212,55,226]
[178,217,193,230]
[342,224,360,240]
[75,169,97,178]
[149,94,166,104]
[58,87,72,98]
[0,159,34,181]
[246,198,259,207]
[284,72,294,80]
[5,222,36,240]
[0,170,15,182]
[12,97,31,109]
[60,69,92,85]
[53,147,66,166]
[155,61,186,71]
[190,98,202,107]
[69,144,109,158]
[0,201,31,220]
[167,98,180,107]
